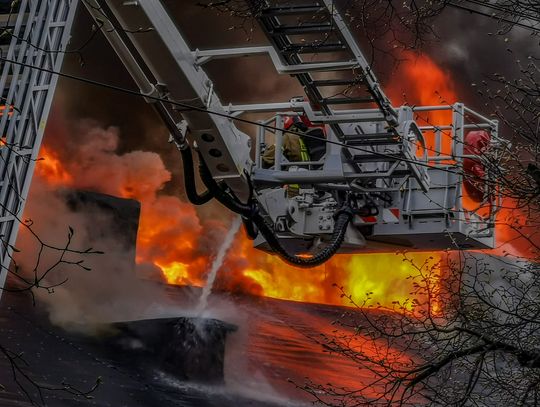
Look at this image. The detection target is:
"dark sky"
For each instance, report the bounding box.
[51,2,538,196]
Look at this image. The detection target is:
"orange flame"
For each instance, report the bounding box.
[387,53,457,126]
[34,140,441,309]
[35,146,73,186]
[31,53,467,310]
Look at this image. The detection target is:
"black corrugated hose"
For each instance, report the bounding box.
[241,216,259,240]
[180,145,258,240]
[180,146,214,205]
[197,153,353,268]
[251,207,354,268]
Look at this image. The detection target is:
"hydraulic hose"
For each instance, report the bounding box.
[196,154,352,267]
[180,146,214,205]
[251,207,353,268]
[242,216,258,240]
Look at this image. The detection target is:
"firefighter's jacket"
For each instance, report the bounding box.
[262,125,325,168]
[262,132,305,168]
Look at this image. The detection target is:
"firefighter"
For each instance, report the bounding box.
[262,115,326,168]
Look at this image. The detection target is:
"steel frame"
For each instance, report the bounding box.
[82,0,252,198]
[249,101,501,249]
[88,0,502,252]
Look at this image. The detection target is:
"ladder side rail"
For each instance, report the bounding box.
[25,0,69,147]
[0,0,63,277]
[321,0,398,124]
[0,0,52,218]
[0,0,39,149]
[13,2,67,150]
[0,0,74,285]
[94,0,252,198]
[0,0,33,93]
[0,0,60,206]
[2,2,54,148]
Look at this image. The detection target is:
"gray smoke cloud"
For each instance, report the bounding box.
[424,7,538,108]
[14,178,171,332]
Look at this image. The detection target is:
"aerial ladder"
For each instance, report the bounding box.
[0,0,503,286]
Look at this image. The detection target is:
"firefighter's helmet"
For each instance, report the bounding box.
[283,115,302,130]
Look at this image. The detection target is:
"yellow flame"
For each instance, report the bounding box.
[158,261,189,285]
[346,253,441,310]
[244,267,323,303]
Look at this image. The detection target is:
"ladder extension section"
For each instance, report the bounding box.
[254,0,397,126]
[84,0,253,199]
[252,0,429,188]
[196,0,430,190]
[0,0,77,294]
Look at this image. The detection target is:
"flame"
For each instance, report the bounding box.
[387,53,457,125]
[35,146,73,186]
[29,53,467,310]
[237,235,441,311]
[387,52,458,166]
[346,253,439,309]
[35,136,440,309]
[488,202,539,258]
[157,261,190,285]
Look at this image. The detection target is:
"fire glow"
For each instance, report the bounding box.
[34,143,442,309]
[35,146,73,186]
[30,54,462,310]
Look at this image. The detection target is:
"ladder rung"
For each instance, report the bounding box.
[352,154,399,163]
[261,5,326,17]
[311,78,362,87]
[322,96,374,105]
[345,132,398,139]
[281,60,358,74]
[282,43,347,54]
[272,23,333,35]
[346,139,400,146]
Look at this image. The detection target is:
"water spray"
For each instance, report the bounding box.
[197,216,242,313]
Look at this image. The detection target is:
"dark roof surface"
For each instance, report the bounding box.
[0,288,308,407]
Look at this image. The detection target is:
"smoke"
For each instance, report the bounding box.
[423,7,539,109]
[15,101,216,331]
[15,177,170,332]
[42,102,229,261]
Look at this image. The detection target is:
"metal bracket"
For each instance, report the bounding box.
[168,120,189,150]
[193,46,359,74]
